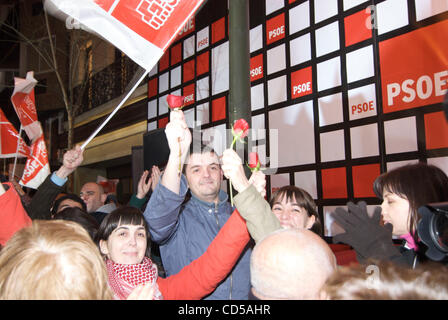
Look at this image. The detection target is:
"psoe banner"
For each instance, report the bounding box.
[380,19,448,113]
[10,71,42,141]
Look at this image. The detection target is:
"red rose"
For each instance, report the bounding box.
[232,118,249,139]
[248,152,261,171]
[228,118,251,206]
[167,94,185,109]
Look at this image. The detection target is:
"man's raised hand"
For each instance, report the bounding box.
[165,110,191,162]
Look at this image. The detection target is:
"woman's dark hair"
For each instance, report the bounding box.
[269,185,323,236]
[52,207,99,240]
[51,193,87,216]
[94,206,151,258]
[373,162,448,242]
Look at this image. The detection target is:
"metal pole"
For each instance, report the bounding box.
[229,0,251,176]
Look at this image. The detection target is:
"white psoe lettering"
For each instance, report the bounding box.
[251,66,262,77]
[293,82,311,95]
[178,18,194,36]
[386,70,448,106]
[269,26,284,39]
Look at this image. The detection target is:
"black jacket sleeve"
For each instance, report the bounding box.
[25,174,65,220]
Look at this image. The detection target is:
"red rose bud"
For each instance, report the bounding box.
[230,118,250,149]
[232,118,249,139]
[248,152,261,171]
[167,94,185,109]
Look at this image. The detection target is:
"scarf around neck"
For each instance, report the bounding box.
[106,257,163,300]
[400,232,419,251]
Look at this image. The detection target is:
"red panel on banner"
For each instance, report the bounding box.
[291,66,313,99]
[250,54,264,82]
[322,167,347,199]
[266,13,285,45]
[148,77,158,98]
[212,96,226,122]
[182,83,195,106]
[424,111,448,150]
[196,51,209,76]
[170,42,182,65]
[159,52,169,71]
[380,20,448,113]
[352,163,380,198]
[158,116,169,128]
[344,8,372,47]
[183,59,195,82]
[212,17,226,44]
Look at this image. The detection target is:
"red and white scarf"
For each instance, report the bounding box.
[106,257,163,300]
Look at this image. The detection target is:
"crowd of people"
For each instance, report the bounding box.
[0,108,448,300]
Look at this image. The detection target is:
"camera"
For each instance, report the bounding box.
[418,92,448,262]
[417,202,448,262]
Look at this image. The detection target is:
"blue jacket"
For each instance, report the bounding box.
[143,175,252,300]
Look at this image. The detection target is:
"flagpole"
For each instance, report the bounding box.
[80,69,149,150]
[12,125,22,181]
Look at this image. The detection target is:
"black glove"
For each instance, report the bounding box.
[332,201,402,263]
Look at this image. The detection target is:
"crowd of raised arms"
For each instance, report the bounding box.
[0,108,448,300]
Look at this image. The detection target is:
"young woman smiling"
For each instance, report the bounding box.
[96,206,250,300]
[96,177,276,301]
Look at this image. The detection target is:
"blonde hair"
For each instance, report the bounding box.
[324,260,448,300]
[0,220,113,300]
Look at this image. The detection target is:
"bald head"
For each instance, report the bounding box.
[250,228,336,300]
[79,182,106,213]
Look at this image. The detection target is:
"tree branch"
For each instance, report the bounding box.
[44,9,69,111]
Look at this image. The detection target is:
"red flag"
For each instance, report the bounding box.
[10,71,42,141]
[19,134,50,189]
[44,0,206,70]
[0,182,32,246]
[97,175,119,194]
[0,109,30,158]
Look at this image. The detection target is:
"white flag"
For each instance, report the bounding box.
[44,0,206,70]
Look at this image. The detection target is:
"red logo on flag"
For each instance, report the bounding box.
[0,109,30,158]
[20,135,49,186]
[10,92,37,127]
[11,72,42,141]
[94,0,203,50]
[136,0,179,30]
